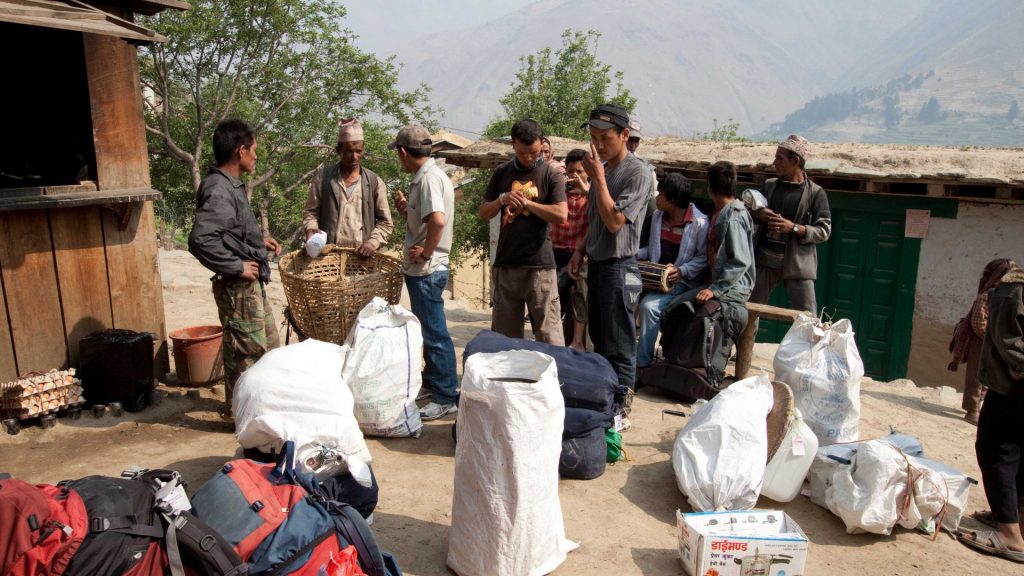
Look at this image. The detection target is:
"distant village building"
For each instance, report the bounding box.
[441,137,1024,388]
[0,1,187,380]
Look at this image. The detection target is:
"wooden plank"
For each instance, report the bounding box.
[746,301,805,322]
[0,210,68,375]
[0,261,17,382]
[102,201,169,376]
[83,33,151,191]
[735,302,805,379]
[50,206,113,367]
[0,188,161,211]
[84,30,169,376]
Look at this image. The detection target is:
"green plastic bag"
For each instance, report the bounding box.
[606,428,626,462]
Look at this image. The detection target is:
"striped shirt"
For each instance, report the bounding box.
[584,153,653,262]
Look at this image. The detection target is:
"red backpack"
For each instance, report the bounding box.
[0,474,88,576]
[190,442,401,576]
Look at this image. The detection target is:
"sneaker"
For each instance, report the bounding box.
[420,402,458,421]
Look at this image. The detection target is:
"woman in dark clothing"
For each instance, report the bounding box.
[948,259,1014,424]
[957,261,1024,563]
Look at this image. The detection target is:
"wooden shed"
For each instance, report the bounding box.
[440,138,1024,384]
[0,0,188,381]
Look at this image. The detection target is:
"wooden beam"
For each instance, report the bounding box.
[49,206,113,367]
[0,262,17,382]
[83,32,151,191]
[102,201,168,377]
[84,31,168,376]
[0,188,161,211]
[734,302,806,379]
[0,210,69,375]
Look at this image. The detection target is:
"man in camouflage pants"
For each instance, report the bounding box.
[188,119,281,419]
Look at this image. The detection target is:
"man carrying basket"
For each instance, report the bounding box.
[302,118,394,256]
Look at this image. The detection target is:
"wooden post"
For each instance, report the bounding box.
[84,32,169,377]
[735,302,805,379]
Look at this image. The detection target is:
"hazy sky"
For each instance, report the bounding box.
[342,0,533,54]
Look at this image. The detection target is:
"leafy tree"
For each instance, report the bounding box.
[450,171,492,268]
[918,96,945,123]
[695,118,747,142]
[883,94,901,129]
[483,29,636,140]
[138,0,438,243]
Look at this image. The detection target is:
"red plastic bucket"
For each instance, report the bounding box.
[169,325,224,386]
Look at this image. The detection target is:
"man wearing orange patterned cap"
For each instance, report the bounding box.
[302,117,393,256]
[749,134,831,315]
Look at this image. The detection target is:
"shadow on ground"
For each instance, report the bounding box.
[373,512,451,576]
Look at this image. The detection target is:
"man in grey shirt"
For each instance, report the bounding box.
[390,125,459,421]
[570,104,653,424]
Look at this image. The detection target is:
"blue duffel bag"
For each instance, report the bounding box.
[559,426,608,480]
[464,330,621,415]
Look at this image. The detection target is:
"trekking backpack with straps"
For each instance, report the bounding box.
[0,473,87,576]
[62,469,246,576]
[190,441,402,576]
[642,297,741,402]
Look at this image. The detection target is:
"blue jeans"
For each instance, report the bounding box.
[588,257,642,391]
[405,270,459,405]
[636,283,688,368]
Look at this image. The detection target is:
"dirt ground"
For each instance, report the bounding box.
[0,249,1012,575]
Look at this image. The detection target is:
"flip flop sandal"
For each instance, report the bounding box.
[956,529,1024,563]
[970,510,997,529]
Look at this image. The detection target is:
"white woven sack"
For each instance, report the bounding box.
[774,314,864,445]
[234,339,372,484]
[343,297,423,437]
[447,350,578,576]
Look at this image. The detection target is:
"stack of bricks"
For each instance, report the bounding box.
[0,369,85,419]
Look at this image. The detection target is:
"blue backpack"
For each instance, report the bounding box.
[190,442,401,576]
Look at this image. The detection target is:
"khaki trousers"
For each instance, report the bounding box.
[491,266,565,346]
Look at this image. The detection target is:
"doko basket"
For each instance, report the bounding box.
[279,246,404,345]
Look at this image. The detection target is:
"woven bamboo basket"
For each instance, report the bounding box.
[279,246,404,345]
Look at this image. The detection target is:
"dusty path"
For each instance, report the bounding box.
[0,250,1007,575]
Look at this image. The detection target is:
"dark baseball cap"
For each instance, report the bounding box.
[581,103,630,130]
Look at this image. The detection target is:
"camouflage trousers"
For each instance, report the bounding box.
[212,277,280,411]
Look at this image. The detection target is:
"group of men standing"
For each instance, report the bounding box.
[188,105,833,429]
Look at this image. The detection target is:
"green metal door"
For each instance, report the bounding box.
[756,191,957,380]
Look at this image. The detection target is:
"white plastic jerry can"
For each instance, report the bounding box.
[761,408,819,502]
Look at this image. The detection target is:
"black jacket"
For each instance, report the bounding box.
[188,168,270,282]
[977,269,1024,397]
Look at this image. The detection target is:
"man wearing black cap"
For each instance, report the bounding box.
[569,103,653,427]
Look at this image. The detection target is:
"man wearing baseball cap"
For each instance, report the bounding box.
[749,134,832,315]
[569,103,653,429]
[626,118,643,154]
[390,125,459,421]
[302,117,393,257]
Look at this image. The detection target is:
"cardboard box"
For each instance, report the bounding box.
[677,509,808,576]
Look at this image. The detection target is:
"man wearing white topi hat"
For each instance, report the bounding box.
[302,117,394,256]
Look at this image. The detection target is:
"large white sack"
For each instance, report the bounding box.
[343,297,423,437]
[825,439,972,535]
[774,314,864,445]
[808,433,924,508]
[234,339,372,483]
[447,350,578,576]
[671,374,774,512]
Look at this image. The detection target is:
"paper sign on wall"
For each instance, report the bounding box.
[905,209,931,238]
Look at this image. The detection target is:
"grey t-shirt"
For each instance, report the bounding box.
[403,158,454,276]
[584,153,653,262]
